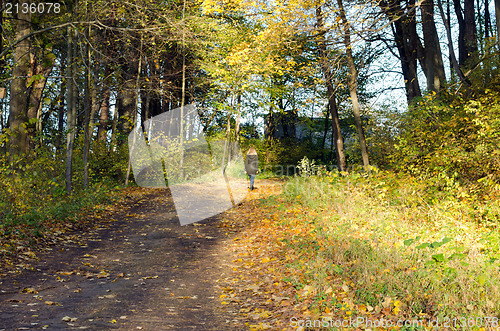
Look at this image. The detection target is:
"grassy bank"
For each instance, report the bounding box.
[246,171,500,329]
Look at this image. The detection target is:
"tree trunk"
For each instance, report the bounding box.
[83,27,92,188]
[380,0,421,103]
[453,0,466,66]
[321,111,329,160]
[110,105,118,150]
[56,56,66,153]
[26,47,54,151]
[221,110,231,168]
[495,0,500,51]
[328,96,346,171]
[405,0,421,99]
[90,48,100,129]
[0,0,4,144]
[116,37,140,141]
[421,0,446,92]
[316,5,347,172]
[337,0,369,168]
[437,0,471,90]
[464,0,478,65]
[0,0,4,76]
[180,1,187,177]
[447,0,455,81]
[265,106,275,140]
[9,6,31,158]
[97,89,110,142]
[235,93,241,142]
[66,27,77,194]
[140,82,151,129]
[125,40,143,186]
[116,87,136,136]
[97,66,111,142]
[485,0,492,39]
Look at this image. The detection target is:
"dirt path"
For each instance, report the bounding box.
[0,185,270,331]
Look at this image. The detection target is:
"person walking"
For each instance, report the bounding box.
[244,147,259,191]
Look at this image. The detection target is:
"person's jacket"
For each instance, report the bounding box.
[245,154,259,175]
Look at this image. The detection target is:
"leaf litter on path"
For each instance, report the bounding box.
[0,186,264,330]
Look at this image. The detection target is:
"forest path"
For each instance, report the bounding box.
[0,184,276,330]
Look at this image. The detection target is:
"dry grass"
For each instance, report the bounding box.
[283,171,500,322]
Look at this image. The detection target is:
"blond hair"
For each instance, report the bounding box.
[247,147,257,155]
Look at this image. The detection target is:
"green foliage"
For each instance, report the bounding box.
[393,89,500,197]
[296,156,330,177]
[364,102,403,169]
[240,137,324,172]
[90,142,129,183]
[0,143,125,244]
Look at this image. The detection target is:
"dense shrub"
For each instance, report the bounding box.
[240,137,324,170]
[0,143,125,244]
[393,89,500,195]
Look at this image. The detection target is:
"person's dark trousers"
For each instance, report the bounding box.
[249,174,255,190]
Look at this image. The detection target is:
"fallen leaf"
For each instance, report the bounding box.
[96,271,110,278]
[45,301,60,306]
[246,284,260,292]
[382,296,392,308]
[271,295,289,302]
[23,287,38,294]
